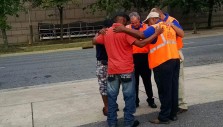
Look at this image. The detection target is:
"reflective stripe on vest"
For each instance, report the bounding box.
[166,16,184,49]
[149,34,177,54]
[148,22,179,69]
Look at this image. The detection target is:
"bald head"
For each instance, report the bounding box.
[114,16,127,25]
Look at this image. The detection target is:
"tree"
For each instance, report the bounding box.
[85,0,161,19]
[162,0,207,34]
[39,0,79,41]
[207,0,223,28]
[132,0,161,15]
[162,0,223,32]
[0,0,23,49]
[85,0,132,19]
[23,0,43,45]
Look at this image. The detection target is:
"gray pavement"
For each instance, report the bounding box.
[1,27,223,127]
[0,63,223,127]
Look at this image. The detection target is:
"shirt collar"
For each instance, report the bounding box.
[112,23,123,27]
[163,13,169,22]
[131,22,143,30]
[156,20,162,24]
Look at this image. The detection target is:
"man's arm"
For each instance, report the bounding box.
[92,33,98,45]
[92,27,108,45]
[92,33,104,45]
[133,27,163,47]
[113,25,145,39]
[165,20,184,37]
[171,22,184,37]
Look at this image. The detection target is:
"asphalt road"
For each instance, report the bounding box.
[0,35,223,89]
[79,100,223,127]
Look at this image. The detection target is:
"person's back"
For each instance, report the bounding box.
[102,23,134,74]
[93,13,139,127]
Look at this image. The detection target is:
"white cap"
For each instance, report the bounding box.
[143,12,160,23]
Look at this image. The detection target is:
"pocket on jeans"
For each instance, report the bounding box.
[107,74,115,82]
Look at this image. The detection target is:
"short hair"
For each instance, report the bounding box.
[129,12,140,20]
[113,12,130,22]
[103,19,113,28]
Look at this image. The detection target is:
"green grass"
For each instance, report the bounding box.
[0,38,93,55]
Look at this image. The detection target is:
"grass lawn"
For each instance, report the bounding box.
[0,38,93,55]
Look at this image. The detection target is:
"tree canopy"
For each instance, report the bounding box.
[85,0,161,18]
[0,0,23,48]
[35,0,79,40]
[0,0,23,30]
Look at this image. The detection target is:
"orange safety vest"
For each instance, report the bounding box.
[126,23,149,54]
[166,16,184,50]
[148,22,179,69]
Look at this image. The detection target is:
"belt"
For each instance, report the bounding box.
[97,60,108,65]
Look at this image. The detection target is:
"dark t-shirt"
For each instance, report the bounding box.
[96,44,108,61]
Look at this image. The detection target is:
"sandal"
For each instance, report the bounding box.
[102,107,108,116]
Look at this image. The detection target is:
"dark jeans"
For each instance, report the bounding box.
[153,59,180,122]
[133,53,154,104]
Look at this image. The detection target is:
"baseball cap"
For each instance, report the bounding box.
[143,12,160,23]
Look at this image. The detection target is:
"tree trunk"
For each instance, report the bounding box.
[28,9,33,45]
[1,29,8,49]
[208,0,214,28]
[193,13,198,34]
[58,6,64,41]
[29,25,33,45]
[193,22,197,34]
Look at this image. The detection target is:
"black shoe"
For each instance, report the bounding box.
[149,103,157,108]
[110,124,117,127]
[131,120,140,127]
[177,108,188,114]
[169,116,178,121]
[149,118,170,124]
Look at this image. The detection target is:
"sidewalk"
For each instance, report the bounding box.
[184,27,223,39]
[0,63,223,127]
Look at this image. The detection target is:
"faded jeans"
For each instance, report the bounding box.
[107,72,136,127]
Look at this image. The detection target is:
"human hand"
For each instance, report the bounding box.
[113,25,125,33]
[154,26,163,36]
[163,22,174,27]
[98,28,108,35]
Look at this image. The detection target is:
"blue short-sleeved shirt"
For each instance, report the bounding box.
[143,13,183,44]
[143,20,162,44]
[163,13,183,30]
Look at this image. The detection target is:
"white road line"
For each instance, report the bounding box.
[184,43,223,49]
[0,67,5,69]
[184,41,197,45]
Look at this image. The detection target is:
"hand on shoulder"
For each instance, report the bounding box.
[113,25,126,33]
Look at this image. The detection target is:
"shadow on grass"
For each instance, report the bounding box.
[0,37,92,54]
[0,45,25,54]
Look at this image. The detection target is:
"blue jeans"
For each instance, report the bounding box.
[107,72,136,127]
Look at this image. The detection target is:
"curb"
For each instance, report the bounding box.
[1,29,223,57]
